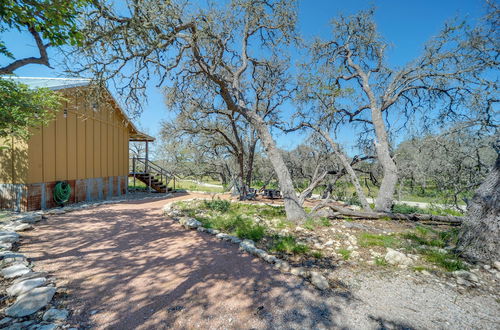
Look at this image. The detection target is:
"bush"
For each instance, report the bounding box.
[236,222,265,241]
[203,199,231,213]
[271,236,309,254]
[391,204,424,214]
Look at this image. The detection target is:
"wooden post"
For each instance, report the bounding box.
[145,141,149,173]
[133,156,136,192]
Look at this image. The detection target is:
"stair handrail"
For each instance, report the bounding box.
[129,157,176,189]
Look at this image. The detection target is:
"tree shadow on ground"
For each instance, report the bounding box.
[20,194,412,329]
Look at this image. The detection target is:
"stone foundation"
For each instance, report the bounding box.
[0,176,128,211]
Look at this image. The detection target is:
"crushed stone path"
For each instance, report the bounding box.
[20,193,499,329]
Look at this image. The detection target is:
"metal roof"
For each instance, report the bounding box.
[1,76,155,142]
[1,76,91,90]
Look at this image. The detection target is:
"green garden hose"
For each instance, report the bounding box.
[54,181,71,205]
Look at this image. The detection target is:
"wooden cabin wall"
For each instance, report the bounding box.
[26,88,130,184]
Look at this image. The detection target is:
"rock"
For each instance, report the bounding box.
[0,317,12,326]
[261,254,278,264]
[324,240,334,246]
[290,267,308,277]
[0,251,26,260]
[13,271,47,283]
[274,260,291,272]
[483,264,491,270]
[15,214,42,224]
[1,263,31,278]
[240,239,255,251]
[228,236,241,244]
[0,242,12,250]
[453,270,479,283]
[196,226,208,233]
[493,261,500,271]
[36,324,60,330]
[5,286,56,317]
[421,270,431,276]
[8,223,33,232]
[384,248,413,267]
[216,233,231,240]
[180,218,202,229]
[310,271,329,290]
[7,277,46,296]
[206,228,219,235]
[43,308,69,322]
[0,232,20,244]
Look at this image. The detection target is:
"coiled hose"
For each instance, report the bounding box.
[54,181,71,205]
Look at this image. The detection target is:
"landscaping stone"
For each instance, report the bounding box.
[179,218,202,229]
[15,214,42,224]
[0,242,12,250]
[310,271,329,290]
[35,323,60,330]
[0,317,12,326]
[384,248,413,267]
[493,261,500,271]
[216,233,231,240]
[5,286,56,317]
[0,232,20,244]
[7,277,47,296]
[8,223,33,232]
[453,270,480,283]
[42,308,69,322]
[2,263,31,278]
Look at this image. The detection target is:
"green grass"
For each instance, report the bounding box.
[271,236,310,254]
[203,199,231,213]
[304,217,331,230]
[311,251,324,258]
[359,233,401,248]
[197,214,266,242]
[391,203,464,217]
[420,249,467,271]
[338,248,351,260]
[374,257,388,266]
[168,179,224,193]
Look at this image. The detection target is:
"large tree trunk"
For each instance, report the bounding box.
[371,107,398,212]
[244,111,307,222]
[457,153,500,263]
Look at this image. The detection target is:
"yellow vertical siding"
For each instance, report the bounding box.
[27,128,43,183]
[18,88,131,184]
[67,98,77,180]
[55,103,67,180]
[42,120,56,182]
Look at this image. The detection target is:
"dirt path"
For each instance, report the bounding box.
[20,193,498,329]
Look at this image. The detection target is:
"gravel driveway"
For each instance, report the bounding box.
[20,193,499,329]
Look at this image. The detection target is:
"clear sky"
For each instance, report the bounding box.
[1,0,488,152]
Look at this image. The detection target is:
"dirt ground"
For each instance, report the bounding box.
[19,192,500,329]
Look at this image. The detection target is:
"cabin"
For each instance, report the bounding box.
[0,77,170,211]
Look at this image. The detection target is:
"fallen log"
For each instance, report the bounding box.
[318,204,463,225]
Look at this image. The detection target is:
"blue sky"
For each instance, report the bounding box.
[1,0,487,152]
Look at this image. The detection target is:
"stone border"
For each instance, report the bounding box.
[162,198,331,291]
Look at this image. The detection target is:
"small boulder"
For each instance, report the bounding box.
[5,286,56,317]
[1,263,31,278]
[7,277,46,296]
[384,248,413,267]
[15,214,42,224]
[179,218,202,229]
[43,308,69,322]
[310,271,329,290]
[493,261,500,271]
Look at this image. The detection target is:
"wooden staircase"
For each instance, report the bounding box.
[129,157,175,193]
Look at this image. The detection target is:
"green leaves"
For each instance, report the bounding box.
[0,78,63,139]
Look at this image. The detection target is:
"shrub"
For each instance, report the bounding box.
[235,221,266,241]
[391,204,424,214]
[203,199,231,213]
[271,236,310,254]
